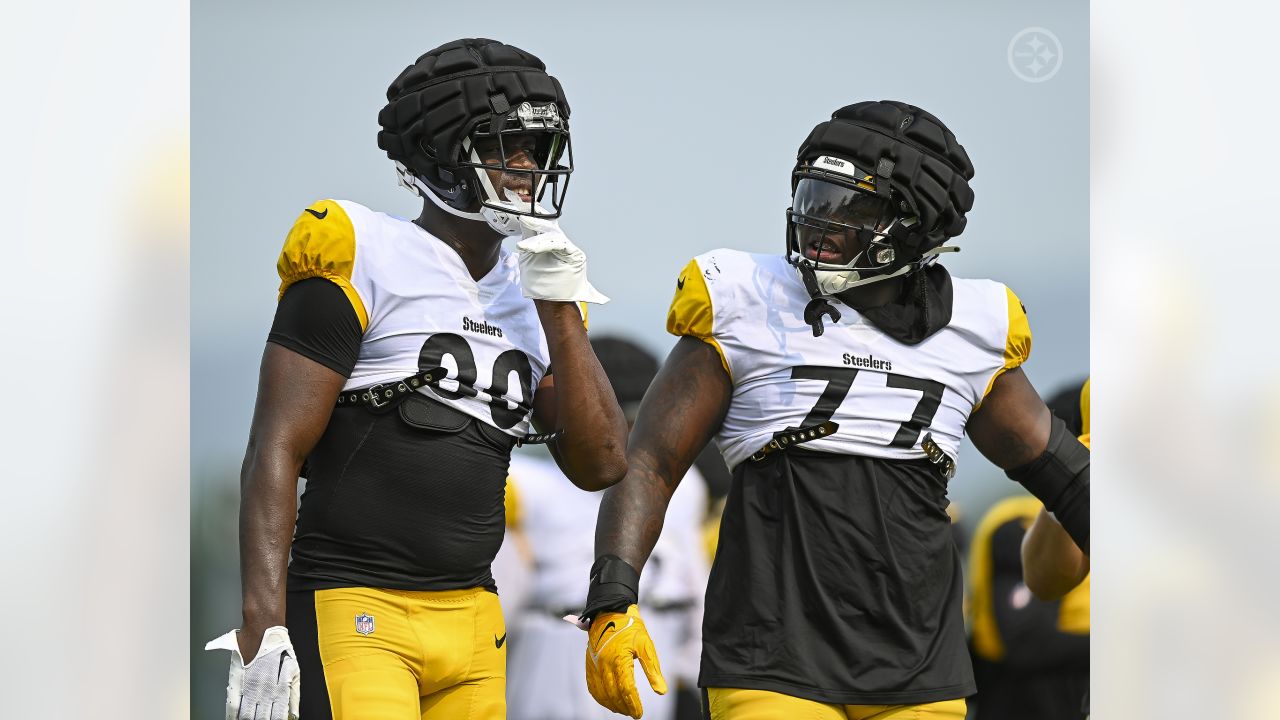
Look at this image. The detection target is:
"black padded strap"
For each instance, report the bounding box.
[748,421,840,462]
[336,366,447,412]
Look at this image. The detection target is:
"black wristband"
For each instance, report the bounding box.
[579,555,640,623]
[1006,415,1090,552]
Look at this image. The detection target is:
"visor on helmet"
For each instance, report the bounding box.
[787,177,899,273]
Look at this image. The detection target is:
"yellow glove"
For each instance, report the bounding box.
[585,605,667,718]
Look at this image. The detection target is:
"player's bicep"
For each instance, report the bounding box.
[630,336,732,491]
[966,366,1052,469]
[249,342,348,465]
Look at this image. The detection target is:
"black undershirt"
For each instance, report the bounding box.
[267,277,363,376]
[264,277,511,592]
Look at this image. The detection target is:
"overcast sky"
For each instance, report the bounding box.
[192,0,1087,509]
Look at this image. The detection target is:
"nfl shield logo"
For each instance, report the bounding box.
[355,612,375,635]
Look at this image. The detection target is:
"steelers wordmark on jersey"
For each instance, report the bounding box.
[669,249,1029,706]
[279,198,552,435]
[668,249,1031,469]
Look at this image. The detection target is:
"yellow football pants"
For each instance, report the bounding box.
[706,687,966,720]
[291,586,506,719]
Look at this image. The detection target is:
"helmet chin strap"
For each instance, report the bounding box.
[395,161,490,222]
[813,245,959,296]
[396,159,526,236]
[422,179,489,221]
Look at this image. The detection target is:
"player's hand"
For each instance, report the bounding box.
[507,193,609,305]
[585,605,667,718]
[206,626,301,720]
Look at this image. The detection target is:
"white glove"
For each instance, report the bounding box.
[206,626,301,720]
[505,190,609,305]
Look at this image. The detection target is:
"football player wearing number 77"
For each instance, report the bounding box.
[580,101,1089,719]
[205,39,627,719]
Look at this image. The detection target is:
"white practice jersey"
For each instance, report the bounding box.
[503,454,709,611]
[667,249,1031,469]
[277,198,553,436]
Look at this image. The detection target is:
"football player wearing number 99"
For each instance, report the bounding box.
[580,101,1089,719]
[204,39,628,720]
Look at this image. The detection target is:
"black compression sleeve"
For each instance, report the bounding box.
[1006,416,1090,553]
[267,277,362,377]
[580,554,640,622]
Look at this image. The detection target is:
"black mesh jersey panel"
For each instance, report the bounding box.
[699,449,975,705]
[287,403,511,592]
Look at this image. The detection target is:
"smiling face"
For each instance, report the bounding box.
[471,132,543,205]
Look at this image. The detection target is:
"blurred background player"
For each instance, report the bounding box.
[205,38,627,719]
[577,101,1091,719]
[1023,378,1091,600]
[967,377,1090,720]
[498,336,712,720]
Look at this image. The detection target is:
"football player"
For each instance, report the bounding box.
[1022,379,1091,601]
[578,101,1090,719]
[967,380,1091,720]
[205,38,628,720]
[503,336,710,720]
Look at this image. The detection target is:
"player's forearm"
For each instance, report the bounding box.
[594,456,675,572]
[1021,508,1089,600]
[238,440,301,632]
[580,458,673,620]
[534,300,627,489]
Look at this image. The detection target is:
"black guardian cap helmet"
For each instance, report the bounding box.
[787,101,975,296]
[377,38,572,235]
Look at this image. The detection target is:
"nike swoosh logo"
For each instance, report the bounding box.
[677,277,686,290]
[494,633,507,649]
[305,207,328,220]
[587,617,633,666]
[596,621,616,646]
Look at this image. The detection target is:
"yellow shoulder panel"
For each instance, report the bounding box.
[968,495,1044,662]
[579,301,589,331]
[503,475,521,530]
[1003,286,1033,368]
[1079,378,1091,436]
[666,258,730,377]
[276,199,368,330]
[980,286,1034,402]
